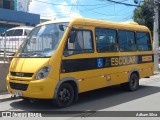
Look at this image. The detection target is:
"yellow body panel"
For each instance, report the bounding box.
[10,58,50,73]
[6,18,154,99]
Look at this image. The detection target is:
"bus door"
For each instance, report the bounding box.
[60,26,109,93]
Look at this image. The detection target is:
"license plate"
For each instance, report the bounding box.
[14,91,22,96]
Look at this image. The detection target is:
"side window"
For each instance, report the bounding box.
[96,28,117,52]
[13,29,23,36]
[118,30,136,51]
[24,29,31,36]
[64,30,94,56]
[136,32,152,51]
[5,30,14,36]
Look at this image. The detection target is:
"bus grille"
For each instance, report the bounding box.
[10,82,28,91]
[10,72,33,77]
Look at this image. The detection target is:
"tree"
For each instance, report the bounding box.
[134,0,160,46]
[133,0,155,31]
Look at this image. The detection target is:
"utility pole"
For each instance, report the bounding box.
[153,0,159,72]
[134,0,159,71]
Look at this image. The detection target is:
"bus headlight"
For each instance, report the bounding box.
[35,66,51,80]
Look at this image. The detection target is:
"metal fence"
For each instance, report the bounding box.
[0,35,26,63]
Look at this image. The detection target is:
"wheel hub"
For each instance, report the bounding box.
[59,88,71,102]
[131,78,136,88]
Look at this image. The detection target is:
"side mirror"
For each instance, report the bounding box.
[69,31,76,43]
[59,25,64,31]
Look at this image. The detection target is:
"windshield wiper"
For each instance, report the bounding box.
[30,52,47,58]
[19,53,31,57]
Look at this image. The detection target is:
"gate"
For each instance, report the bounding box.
[0,34,26,63]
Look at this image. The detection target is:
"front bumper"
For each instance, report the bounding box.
[6,76,56,99]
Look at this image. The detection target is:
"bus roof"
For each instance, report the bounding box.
[37,18,150,32]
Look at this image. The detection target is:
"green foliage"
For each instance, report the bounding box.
[134,0,160,46]
[133,0,155,31]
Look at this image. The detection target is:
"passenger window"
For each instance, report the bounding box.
[5,30,14,36]
[96,28,117,52]
[13,29,23,36]
[136,32,152,51]
[64,30,93,56]
[118,30,136,51]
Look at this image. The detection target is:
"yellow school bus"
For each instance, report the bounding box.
[6,18,154,107]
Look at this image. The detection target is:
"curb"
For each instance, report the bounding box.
[0,97,21,102]
[0,92,9,95]
[154,72,160,75]
[0,93,21,102]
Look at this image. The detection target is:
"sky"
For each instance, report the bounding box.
[29,0,139,22]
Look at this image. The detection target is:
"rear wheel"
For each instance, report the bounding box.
[121,73,139,91]
[54,83,74,108]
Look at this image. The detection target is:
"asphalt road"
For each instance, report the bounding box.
[0,73,160,119]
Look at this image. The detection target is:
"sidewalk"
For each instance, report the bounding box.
[0,92,12,102]
[0,92,20,102]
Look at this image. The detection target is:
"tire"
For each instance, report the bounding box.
[54,83,74,108]
[121,73,139,91]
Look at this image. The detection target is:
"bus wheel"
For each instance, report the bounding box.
[54,83,74,108]
[121,73,139,91]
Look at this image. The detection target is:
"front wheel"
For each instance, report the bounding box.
[121,73,139,91]
[54,83,74,108]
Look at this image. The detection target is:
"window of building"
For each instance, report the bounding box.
[118,30,136,51]
[64,30,93,56]
[136,32,152,51]
[0,0,3,8]
[3,0,14,9]
[96,28,117,52]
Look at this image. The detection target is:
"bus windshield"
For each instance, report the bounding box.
[16,22,69,58]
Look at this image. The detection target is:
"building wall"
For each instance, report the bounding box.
[0,0,39,33]
[15,0,31,12]
[0,8,40,26]
[0,63,9,93]
[0,0,3,8]
[0,7,40,33]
